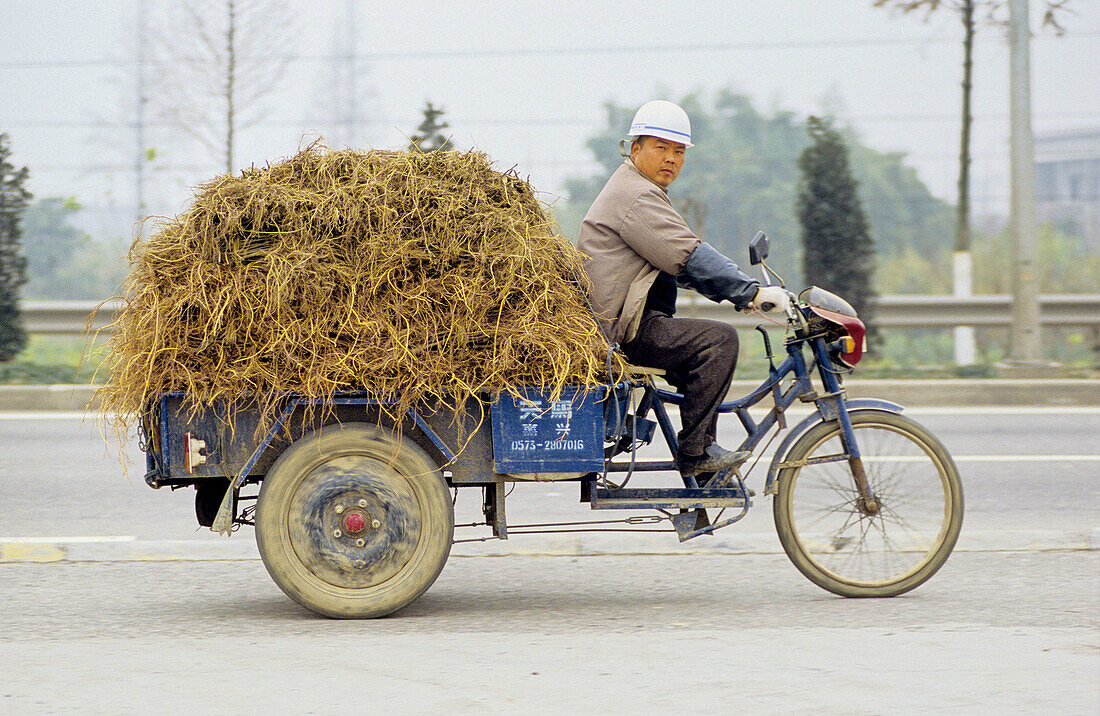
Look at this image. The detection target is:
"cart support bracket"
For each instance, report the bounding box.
[483,479,508,539]
[670,509,711,541]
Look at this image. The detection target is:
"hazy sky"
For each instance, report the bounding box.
[2,0,1098,237]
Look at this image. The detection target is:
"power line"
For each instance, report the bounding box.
[2,32,1097,71]
[16,150,1046,174]
[3,111,1098,130]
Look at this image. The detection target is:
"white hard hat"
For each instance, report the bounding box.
[627,100,693,148]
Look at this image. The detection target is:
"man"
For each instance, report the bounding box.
[577,100,788,482]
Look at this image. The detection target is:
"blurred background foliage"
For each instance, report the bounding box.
[5,91,1098,379]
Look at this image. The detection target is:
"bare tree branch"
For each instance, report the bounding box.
[1041,0,1074,34]
[148,0,296,174]
[872,0,1075,256]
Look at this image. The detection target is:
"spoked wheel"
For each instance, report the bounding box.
[255,423,453,618]
[773,409,963,597]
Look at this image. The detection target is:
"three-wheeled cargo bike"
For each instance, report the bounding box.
[140,234,964,617]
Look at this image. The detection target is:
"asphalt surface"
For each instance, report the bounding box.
[1,552,1096,713]
[1,406,1097,712]
[2,407,1098,556]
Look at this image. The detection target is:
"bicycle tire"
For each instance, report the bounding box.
[773,409,963,597]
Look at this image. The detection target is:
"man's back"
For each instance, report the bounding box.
[577,160,699,344]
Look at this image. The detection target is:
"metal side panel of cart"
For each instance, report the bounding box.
[490,385,606,476]
[150,386,612,485]
[153,394,272,480]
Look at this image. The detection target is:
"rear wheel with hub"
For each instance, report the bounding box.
[255,423,453,618]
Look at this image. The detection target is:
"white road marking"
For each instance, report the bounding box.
[951,455,1100,462]
[902,407,1100,415]
[745,453,1100,463]
[0,412,92,420]
[762,406,1100,416]
[3,411,1096,466]
[850,454,1100,463]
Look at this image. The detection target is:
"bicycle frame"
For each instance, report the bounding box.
[603,314,901,504]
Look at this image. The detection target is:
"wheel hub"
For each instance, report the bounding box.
[858,496,882,516]
[343,510,367,534]
[285,455,423,589]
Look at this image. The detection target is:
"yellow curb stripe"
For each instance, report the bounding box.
[1,543,65,562]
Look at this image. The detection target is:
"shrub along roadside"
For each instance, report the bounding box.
[0,360,94,384]
[0,335,107,384]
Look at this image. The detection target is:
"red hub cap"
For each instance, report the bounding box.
[343,512,367,534]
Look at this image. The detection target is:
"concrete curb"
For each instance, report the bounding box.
[839,379,1100,407]
[2,529,1096,563]
[0,384,98,412]
[1,380,1098,413]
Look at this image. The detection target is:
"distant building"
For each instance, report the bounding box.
[1035,129,1100,252]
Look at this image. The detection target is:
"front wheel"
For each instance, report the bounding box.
[773,409,963,597]
[256,423,453,618]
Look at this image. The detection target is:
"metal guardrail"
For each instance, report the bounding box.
[21,295,1100,337]
[834,295,1100,328]
[23,301,121,336]
[680,294,1100,330]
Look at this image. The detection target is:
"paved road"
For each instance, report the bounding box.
[1,552,1096,713]
[1,408,1097,548]
[1,409,1097,712]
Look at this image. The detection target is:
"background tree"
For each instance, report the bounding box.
[408,102,452,152]
[872,1,1070,256]
[797,117,877,339]
[872,0,1073,362]
[560,92,951,288]
[150,0,296,174]
[20,198,123,300]
[0,134,31,362]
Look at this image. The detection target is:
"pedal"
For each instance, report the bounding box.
[707,468,755,496]
[630,417,657,445]
[604,417,657,457]
[670,509,711,542]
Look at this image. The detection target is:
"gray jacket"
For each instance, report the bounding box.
[577,160,758,344]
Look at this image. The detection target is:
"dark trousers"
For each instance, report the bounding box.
[621,310,739,457]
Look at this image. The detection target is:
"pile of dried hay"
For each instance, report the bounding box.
[98,145,622,431]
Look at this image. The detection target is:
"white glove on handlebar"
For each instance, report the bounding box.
[751,285,792,314]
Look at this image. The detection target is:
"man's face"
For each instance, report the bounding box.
[630,136,686,188]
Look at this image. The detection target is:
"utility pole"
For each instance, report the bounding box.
[134,0,147,224]
[953,0,976,366]
[1005,0,1045,369]
[343,0,359,147]
[225,0,238,175]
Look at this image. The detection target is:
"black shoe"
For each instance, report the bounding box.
[678,444,751,478]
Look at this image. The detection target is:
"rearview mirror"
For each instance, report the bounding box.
[748,231,769,265]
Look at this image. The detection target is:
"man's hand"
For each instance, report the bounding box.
[751,286,792,314]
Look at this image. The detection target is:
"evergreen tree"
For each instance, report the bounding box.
[797,117,876,340]
[0,133,30,362]
[408,102,451,152]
